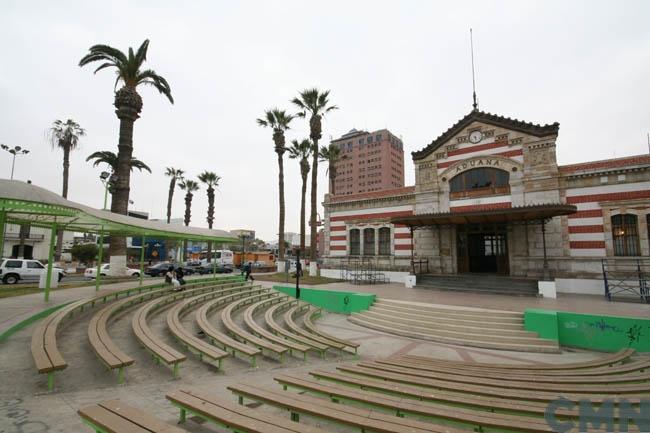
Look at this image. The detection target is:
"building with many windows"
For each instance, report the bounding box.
[330,128,405,195]
[322,108,650,294]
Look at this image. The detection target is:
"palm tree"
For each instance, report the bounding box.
[198,171,221,263]
[291,89,338,260]
[165,168,184,224]
[48,119,86,260]
[287,139,312,253]
[86,151,152,173]
[79,39,173,261]
[178,179,199,261]
[319,144,347,196]
[256,109,294,262]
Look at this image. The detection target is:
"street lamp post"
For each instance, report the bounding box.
[1,144,30,180]
[95,172,115,291]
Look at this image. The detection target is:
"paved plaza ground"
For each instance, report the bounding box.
[1,277,649,433]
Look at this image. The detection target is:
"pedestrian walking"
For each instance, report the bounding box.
[244,261,254,281]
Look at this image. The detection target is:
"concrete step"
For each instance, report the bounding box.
[348,314,560,353]
[374,299,523,321]
[361,309,533,337]
[371,304,523,328]
[415,274,538,296]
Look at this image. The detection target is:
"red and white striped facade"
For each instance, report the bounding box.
[322,110,650,279]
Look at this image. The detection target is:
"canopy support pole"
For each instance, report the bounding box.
[213,251,217,278]
[0,210,6,258]
[95,228,104,291]
[541,219,550,281]
[139,236,145,286]
[45,223,57,302]
[409,226,415,275]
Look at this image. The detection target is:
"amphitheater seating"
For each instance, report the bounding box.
[166,389,333,433]
[78,400,186,433]
[265,300,329,357]
[133,281,251,375]
[349,298,560,353]
[243,296,311,360]
[221,292,289,361]
[303,307,359,354]
[283,303,347,354]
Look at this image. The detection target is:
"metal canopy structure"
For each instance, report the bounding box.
[389,203,577,279]
[0,180,238,301]
[389,203,577,227]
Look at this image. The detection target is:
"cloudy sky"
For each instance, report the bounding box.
[1,1,649,241]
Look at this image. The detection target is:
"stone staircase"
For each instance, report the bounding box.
[348,298,560,353]
[414,274,539,296]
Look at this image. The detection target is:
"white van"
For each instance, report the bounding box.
[203,250,234,267]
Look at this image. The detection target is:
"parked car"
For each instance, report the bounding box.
[145,262,195,277]
[84,264,140,279]
[196,263,233,275]
[0,258,65,285]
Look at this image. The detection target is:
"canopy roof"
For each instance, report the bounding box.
[390,203,577,227]
[0,180,237,243]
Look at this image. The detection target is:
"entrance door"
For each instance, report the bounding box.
[456,225,509,274]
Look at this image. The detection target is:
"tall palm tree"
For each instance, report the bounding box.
[198,171,221,263]
[291,89,338,260]
[319,143,347,196]
[178,179,199,261]
[256,109,294,262]
[165,168,184,224]
[86,151,152,173]
[287,139,312,253]
[79,39,173,262]
[48,119,86,260]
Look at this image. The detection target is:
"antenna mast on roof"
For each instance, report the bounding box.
[470,28,478,111]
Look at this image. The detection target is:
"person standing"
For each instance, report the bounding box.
[244,261,254,281]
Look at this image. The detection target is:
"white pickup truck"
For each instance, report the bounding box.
[0,259,66,285]
[84,264,140,278]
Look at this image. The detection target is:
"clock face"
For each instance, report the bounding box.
[469,130,482,144]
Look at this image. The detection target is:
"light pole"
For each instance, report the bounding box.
[95,172,116,290]
[1,144,30,180]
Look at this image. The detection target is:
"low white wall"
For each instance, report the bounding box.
[555,278,604,296]
[322,268,411,283]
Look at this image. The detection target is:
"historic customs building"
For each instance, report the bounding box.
[321,109,650,296]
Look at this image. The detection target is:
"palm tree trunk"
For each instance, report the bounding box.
[206,186,214,263]
[110,90,141,264]
[309,140,319,259]
[55,146,71,261]
[277,152,286,261]
[300,171,307,253]
[183,192,192,262]
[330,171,336,196]
[166,178,176,224]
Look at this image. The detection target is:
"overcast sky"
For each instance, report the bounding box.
[1,1,649,241]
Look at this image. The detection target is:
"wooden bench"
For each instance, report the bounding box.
[88,287,174,383]
[132,281,250,376]
[375,357,650,384]
[272,373,559,433]
[78,399,186,433]
[165,289,248,370]
[283,303,346,354]
[195,288,269,367]
[166,389,333,433]
[30,279,194,391]
[303,307,359,355]
[242,297,310,360]
[265,300,329,358]
[402,348,636,371]
[227,383,470,433]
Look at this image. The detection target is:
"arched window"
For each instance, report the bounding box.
[378,227,391,255]
[363,228,375,256]
[349,229,360,255]
[612,214,639,256]
[449,168,510,199]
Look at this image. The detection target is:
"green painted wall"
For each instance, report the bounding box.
[273,286,375,314]
[525,308,650,352]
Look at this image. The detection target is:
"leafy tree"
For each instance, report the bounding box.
[79,39,173,261]
[165,167,184,224]
[287,139,312,253]
[48,119,85,260]
[198,171,221,262]
[71,243,98,265]
[291,89,337,259]
[257,109,294,261]
[319,143,348,196]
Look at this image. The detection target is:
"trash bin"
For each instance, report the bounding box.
[39,271,58,289]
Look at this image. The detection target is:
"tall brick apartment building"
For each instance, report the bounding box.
[330,128,405,195]
[322,108,650,295]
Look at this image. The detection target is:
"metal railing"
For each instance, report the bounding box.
[338,257,389,285]
[602,258,649,303]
